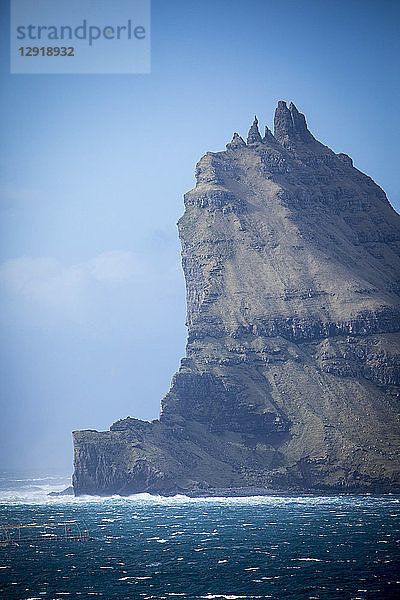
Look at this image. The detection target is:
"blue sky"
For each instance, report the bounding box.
[1,0,399,471]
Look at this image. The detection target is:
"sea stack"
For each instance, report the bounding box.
[73,101,400,496]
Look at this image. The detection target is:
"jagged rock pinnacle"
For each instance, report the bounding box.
[289,102,312,141]
[274,100,313,143]
[274,101,293,141]
[247,116,262,145]
[226,132,246,150]
[263,125,276,144]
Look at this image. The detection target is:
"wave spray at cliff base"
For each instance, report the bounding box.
[1,471,399,508]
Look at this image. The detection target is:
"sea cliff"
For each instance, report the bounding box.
[73,101,400,496]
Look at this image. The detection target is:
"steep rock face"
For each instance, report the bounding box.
[73,102,400,496]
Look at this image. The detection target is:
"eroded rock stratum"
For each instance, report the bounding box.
[73,101,400,495]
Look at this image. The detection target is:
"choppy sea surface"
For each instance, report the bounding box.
[0,472,399,600]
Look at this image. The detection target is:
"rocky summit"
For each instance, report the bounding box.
[72,101,400,496]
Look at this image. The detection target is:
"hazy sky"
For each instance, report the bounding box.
[1,0,399,471]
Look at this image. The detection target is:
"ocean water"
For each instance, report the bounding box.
[0,473,399,600]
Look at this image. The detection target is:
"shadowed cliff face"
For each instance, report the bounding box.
[73,101,400,496]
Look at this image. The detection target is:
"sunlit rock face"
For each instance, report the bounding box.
[73,102,400,496]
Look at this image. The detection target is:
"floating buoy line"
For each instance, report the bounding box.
[0,520,91,546]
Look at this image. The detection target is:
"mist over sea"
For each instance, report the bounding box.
[0,471,399,600]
